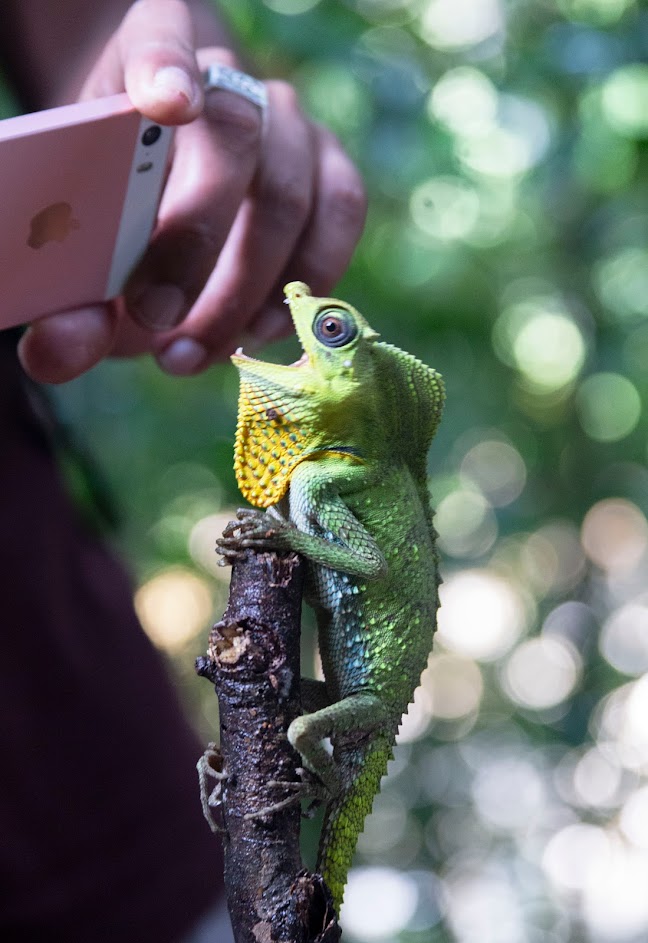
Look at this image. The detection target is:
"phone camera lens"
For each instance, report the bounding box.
[141,125,162,147]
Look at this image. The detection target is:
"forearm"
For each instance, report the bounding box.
[0,0,233,109]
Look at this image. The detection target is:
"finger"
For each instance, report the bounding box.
[281,126,367,297]
[152,80,316,372]
[123,47,265,335]
[244,304,295,349]
[80,0,203,123]
[227,127,367,352]
[18,306,119,384]
[225,127,367,352]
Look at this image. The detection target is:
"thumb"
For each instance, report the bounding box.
[18,305,119,384]
[80,0,203,125]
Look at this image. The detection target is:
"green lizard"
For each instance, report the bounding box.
[217,281,444,913]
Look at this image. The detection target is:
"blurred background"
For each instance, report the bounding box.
[48,1,648,940]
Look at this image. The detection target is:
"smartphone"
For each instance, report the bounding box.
[0,93,173,330]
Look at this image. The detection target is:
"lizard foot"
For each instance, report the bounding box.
[217,508,292,562]
[244,768,329,821]
[197,742,227,834]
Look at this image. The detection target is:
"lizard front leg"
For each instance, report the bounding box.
[218,457,387,580]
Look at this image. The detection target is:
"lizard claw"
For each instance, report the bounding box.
[220,509,260,537]
[234,507,261,521]
[216,510,263,562]
[197,743,227,834]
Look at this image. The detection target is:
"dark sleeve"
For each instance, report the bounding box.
[0,332,224,943]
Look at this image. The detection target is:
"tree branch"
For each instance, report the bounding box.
[196,549,341,943]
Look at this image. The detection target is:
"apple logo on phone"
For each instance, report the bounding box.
[27,201,80,249]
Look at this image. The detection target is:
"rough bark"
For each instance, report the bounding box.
[196,549,340,943]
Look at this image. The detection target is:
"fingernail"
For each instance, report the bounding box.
[131,284,185,331]
[154,66,200,108]
[157,337,208,375]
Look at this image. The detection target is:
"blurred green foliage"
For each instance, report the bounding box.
[46,1,648,940]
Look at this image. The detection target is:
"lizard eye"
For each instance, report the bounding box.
[313,308,358,348]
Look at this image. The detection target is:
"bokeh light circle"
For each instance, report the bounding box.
[437,569,527,661]
[581,499,648,573]
[576,372,641,442]
[342,867,418,939]
[502,636,582,710]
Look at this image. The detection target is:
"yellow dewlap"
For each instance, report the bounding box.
[233,380,310,508]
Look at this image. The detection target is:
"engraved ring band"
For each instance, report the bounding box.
[202,63,268,113]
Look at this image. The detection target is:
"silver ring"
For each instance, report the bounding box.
[203,64,268,112]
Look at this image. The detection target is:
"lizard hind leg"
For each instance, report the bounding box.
[286,693,395,913]
[242,678,334,823]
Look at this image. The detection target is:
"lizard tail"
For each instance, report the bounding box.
[317,735,394,914]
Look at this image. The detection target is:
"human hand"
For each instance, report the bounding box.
[18,0,367,384]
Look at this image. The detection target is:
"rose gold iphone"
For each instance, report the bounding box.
[0,93,173,329]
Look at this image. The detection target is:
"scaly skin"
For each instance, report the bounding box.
[218,281,444,914]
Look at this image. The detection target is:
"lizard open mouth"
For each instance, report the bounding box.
[233,348,310,369]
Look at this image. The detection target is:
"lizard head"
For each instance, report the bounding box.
[281,280,379,374]
[231,281,380,507]
[232,281,379,386]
